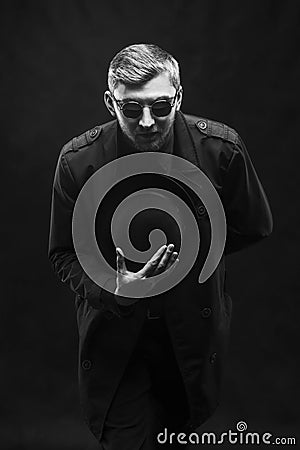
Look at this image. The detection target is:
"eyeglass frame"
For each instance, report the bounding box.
[110,89,179,119]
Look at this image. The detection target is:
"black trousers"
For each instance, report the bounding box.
[99,315,190,449]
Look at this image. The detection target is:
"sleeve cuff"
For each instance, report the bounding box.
[101,278,137,318]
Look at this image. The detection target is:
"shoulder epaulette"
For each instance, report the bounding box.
[62,125,102,154]
[195,118,238,145]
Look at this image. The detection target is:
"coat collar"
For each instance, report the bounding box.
[100,111,200,169]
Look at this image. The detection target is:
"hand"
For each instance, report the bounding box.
[114,244,179,299]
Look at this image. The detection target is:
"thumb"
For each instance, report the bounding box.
[116,247,127,274]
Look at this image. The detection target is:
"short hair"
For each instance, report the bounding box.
[107,43,181,92]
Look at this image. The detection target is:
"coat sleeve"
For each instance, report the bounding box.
[48,149,134,317]
[222,135,273,255]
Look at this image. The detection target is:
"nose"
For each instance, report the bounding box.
[138,106,155,128]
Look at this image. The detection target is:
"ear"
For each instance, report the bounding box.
[175,86,183,111]
[104,90,116,117]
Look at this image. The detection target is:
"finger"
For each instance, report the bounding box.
[165,253,179,271]
[139,244,167,278]
[148,244,168,263]
[116,247,126,274]
[153,248,177,275]
[158,257,179,279]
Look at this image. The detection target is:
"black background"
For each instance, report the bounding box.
[1,1,299,449]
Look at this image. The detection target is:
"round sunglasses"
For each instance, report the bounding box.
[112,90,178,119]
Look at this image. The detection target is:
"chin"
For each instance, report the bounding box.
[136,143,161,152]
[134,138,165,152]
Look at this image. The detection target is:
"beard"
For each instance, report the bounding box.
[119,117,175,152]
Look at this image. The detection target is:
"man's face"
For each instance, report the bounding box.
[105,72,182,152]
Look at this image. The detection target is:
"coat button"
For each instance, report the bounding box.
[82,359,92,370]
[196,205,206,217]
[198,120,207,130]
[210,352,217,364]
[201,307,212,318]
[89,128,98,138]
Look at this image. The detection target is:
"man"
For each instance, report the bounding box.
[48,44,273,449]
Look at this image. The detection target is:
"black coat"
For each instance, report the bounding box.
[48,111,273,440]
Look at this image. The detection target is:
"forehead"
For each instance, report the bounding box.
[114,72,176,101]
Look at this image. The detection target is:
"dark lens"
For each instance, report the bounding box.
[152,101,172,117]
[122,102,142,118]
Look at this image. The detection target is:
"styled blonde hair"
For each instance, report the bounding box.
[108,43,181,92]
